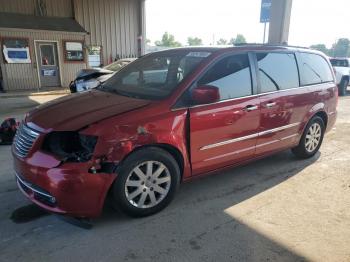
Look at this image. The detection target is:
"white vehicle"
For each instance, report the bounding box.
[330,57,350,96]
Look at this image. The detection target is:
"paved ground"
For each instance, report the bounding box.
[0,94,350,262]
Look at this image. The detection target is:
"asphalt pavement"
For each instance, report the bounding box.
[0,94,349,262]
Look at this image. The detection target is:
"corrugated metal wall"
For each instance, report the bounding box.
[74,0,141,65]
[0,0,73,17]
[0,0,144,90]
[0,29,86,90]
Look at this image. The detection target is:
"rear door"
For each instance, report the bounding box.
[189,53,261,175]
[254,52,303,155]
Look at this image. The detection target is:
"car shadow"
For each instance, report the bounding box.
[93,150,319,261]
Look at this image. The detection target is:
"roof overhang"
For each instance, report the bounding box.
[0,12,87,34]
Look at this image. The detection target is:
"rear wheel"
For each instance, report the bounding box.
[291,116,325,159]
[112,147,180,217]
[339,77,348,96]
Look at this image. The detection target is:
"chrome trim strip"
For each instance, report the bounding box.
[204,146,255,162]
[15,172,53,199]
[200,133,259,151]
[200,122,301,151]
[259,122,300,136]
[203,133,299,162]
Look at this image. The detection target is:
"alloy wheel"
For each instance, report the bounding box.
[305,122,322,153]
[124,161,171,209]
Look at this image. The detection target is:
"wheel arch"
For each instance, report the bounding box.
[116,143,185,181]
[314,110,328,128]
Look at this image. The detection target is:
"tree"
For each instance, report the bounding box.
[310,44,330,56]
[331,38,350,57]
[216,38,228,45]
[229,34,247,45]
[155,32,182,47]
[187,37,203,46]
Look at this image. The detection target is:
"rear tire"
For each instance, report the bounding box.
[111,147,180,217]
[291,116,325,159]
[339,77,348,96]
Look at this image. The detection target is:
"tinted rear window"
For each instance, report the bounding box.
[299,53,334,86]
[257,52,299,92]
[330,59,349,67]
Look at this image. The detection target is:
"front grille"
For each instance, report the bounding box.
[13,124,40,158]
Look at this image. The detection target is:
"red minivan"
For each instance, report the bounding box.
[13,46,337,218]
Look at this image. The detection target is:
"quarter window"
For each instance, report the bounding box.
[198,54,252,101]
[257,52,299,93]
[299,53,334,86]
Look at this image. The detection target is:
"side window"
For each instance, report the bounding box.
[299,53,334,86]
[198,54,252,101]
[257,52,299,93]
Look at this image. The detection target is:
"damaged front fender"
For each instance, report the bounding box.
[84,109,192,180]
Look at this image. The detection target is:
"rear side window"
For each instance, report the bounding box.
[257,52,299,93]
[198,53,252,101]
[299,53,334,86]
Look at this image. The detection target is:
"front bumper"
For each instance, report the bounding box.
[13,151,116,218]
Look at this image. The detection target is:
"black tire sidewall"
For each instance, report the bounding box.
[112,147,180,217]
[293,116,325,158]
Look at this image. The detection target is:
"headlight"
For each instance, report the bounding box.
[76,79,100,92]
[43,131,97,162]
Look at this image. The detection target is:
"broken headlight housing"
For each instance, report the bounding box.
[43,131,97,162]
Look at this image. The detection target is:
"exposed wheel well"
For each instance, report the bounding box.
[119,144,185,180]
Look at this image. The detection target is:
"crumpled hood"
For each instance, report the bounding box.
[26,90,151,131]
[76,68,113,79]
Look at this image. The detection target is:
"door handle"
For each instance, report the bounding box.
[243,105,258,112]
[265,102,276,108]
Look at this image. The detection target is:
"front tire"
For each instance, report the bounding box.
[292,116,325,159]
[112,147,180,217]
[339,77,348,96]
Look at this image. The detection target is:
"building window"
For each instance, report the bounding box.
[2,38,31,64]
[87,46,102,67]
[63,41,84,62]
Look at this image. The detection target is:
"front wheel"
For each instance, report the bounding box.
[111,147,180,217]
[291,116,325,159]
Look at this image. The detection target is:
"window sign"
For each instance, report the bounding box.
[64,41,84,62]
[42,69,56,76]
[2,39,31,63]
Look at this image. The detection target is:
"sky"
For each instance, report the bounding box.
[146,0,350,48]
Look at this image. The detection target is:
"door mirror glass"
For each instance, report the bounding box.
[191,85,220,105]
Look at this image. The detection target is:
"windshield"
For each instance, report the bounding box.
[104,60,132,71]
[101,51,211,100]
[330,59,349,67]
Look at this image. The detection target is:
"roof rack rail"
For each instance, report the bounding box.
[233,43,310,49]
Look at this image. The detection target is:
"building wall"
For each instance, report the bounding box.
[0,0,145,90]
[0,29,86,90]
[74,0,141,65]
[0,0,73,17]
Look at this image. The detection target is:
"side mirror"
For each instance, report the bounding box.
[192,85,220,105]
